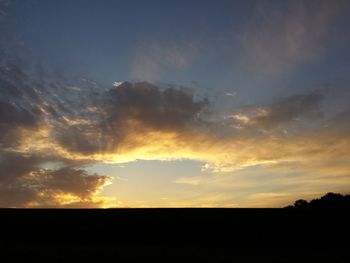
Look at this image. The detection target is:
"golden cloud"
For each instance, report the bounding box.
[1,62,349,207]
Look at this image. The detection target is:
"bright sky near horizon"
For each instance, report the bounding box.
[1,0,350,207]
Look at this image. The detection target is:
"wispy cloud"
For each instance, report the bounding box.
[131,40,199,81]
[238,0,343,75]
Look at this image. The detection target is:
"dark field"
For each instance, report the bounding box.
[1,208,349,262]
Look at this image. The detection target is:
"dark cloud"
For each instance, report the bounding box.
[0,54,113,208]
[0,151,111,207]
[0,64,43,148]
[108,82,207,129]
[0,185,38,208]
[0,63,113,207]
[234,92,324,129]
[0,100,39,127]
[37,167,108,198]
[54,127,97,157]
[256,92,324,127]
[1,61,209,156]
[54,81,209,155]
[0,152,39,183]
[0,151,46,207]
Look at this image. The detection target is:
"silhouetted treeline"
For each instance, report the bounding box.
[286,192,350,208]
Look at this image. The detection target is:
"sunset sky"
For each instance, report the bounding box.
[0,0,349,207]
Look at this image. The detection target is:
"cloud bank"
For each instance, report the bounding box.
[1,59,349,207]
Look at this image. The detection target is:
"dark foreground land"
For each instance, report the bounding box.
[1,208,349,262]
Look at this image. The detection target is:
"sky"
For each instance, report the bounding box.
[0,0,350,207]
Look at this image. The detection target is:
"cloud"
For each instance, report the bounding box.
[131,40,199,81]
[0,64,43,148]
[46,83,348,178]
[0,151,112,208]
[0,63,114,207]
[0,64,213,207]
[229,92,324,129]
[225,92,236,97]
[53,81,209,157]
[238,0,342,75]
[0,58,349,207]
[173,137,350,207]
[3,65,346,173]
[106,81,208,132]
[174,176,203,186]
[0,0,9,18]
[171,107,350,207]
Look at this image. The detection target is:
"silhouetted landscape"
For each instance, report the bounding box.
[1,192,349,262]
[286,192,350,209]
[1,0,350,262]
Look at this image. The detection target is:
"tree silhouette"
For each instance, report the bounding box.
[294,199,308,208]
[287,192,350,208]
